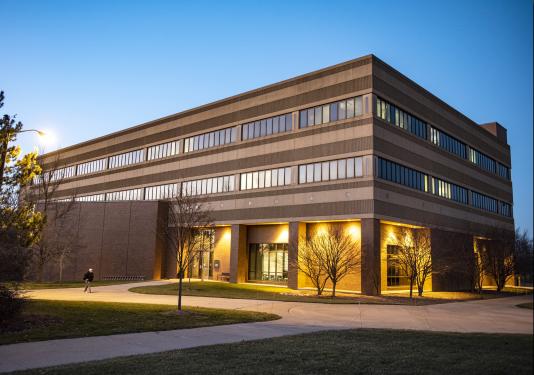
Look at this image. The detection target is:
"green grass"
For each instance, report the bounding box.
[15,329,533,375]
[129,281,529,305]
[517,302,533,309]
[0,300,279,345]
[17,280,144,290]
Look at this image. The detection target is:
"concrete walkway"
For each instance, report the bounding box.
[0,281,532,373]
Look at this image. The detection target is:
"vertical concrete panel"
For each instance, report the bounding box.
[100,203,130,278]
[127,201,160,279]
[229,224,247,283]
[288,221,306,289]
[361,218,381,295]
[75,203,106,280]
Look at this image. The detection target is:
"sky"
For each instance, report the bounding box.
[2,0,532,234]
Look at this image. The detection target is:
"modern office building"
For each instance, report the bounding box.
[35,55,514,294]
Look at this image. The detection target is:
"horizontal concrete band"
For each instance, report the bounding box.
[373,75,510,162]
[47,76,373,167]
[373,122,513,202]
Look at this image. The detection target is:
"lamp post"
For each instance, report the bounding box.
[0,128,45,189]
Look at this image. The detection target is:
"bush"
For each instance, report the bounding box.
[0,284,26,322]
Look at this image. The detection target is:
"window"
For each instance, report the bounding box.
[184,127,237,152]
[377,157,428,192]
[298,156,364,184]
[499,201,513,217]
[469,148,496,173]
[248,243,288,281]
[430,177,468,204]
[147,140,179,161]
[299,95,364,129]
[376,97,427,139]
[387,245,410,287]
[498,163,511,180]
[108,149,144,169]
[429,126,467,159]
[182,175,235,196]
[35,165,77,184]
[76,158,107,176]
[471,191,498,213]
[242,113,292,141]
[240,167,291,190]
[106,188,144,201]
[144,183,179,200]
[75,194,105,202]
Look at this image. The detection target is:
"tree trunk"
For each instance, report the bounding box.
[332,282,336,298]
[178,273,183,311]
[417,283,423,296]
[59,256,64,282]
[409,278,414,299]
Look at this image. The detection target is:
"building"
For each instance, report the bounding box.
[35,55,514,294]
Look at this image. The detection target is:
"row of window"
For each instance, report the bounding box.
[147,140,180,161]
[298,157,364,184]
[108,149,144,169]
[182,175,235,197]
[377,157,427,192]
[145,183,180,200]
[106,188,144,201]
[299,96,364,129]
[430,177,469,205]
[377,157,511,216]
[183,127,237,153]
[240,167,292,191]
[375,97,510,180]
[376,97,427,139]
[75,194,105,202]
[471,191,498,213]
[469,148,496,174]
[77,158,107,176]
[498,163,511,180]
[242,113,292,141]
[429,126,467,159]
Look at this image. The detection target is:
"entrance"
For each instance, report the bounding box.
[189,229,215,280]
[248,243,288,282]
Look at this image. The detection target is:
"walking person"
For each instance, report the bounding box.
[83,268,94,293]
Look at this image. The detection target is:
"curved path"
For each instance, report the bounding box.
[1,281,532,373]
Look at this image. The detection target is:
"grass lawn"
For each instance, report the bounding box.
[129,281,531,305]
[0,300,279,345]
[15,329,533,375]
[17,280,145,290]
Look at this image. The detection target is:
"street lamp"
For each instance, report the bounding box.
[0,128,46,188]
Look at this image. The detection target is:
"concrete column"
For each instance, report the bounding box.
[229,224,247,283]
[361,218,381,295]
[288,221,306,289]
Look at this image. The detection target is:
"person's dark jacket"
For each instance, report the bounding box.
[83,271,94,282]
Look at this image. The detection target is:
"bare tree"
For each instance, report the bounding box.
[29,154,78,281]
[394,227,432,297]
[478,227,515,292]
[321,225,361,297]
[514,229,533,287]
[159,194,213,311]
[292,234,329,296]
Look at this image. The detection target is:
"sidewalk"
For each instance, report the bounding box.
[0,282,531,373]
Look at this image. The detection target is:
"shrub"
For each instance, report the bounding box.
[0,284,26,322]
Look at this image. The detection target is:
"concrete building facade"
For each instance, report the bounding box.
[35,55,514,294]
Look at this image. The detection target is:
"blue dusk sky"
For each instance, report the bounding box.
[2,0,532,233]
